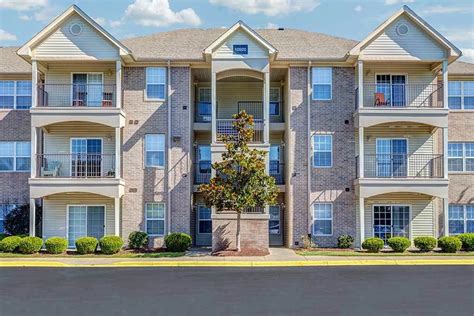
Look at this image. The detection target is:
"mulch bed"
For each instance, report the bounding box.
[212,248,270,256]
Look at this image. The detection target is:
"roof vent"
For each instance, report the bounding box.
[70,23,83,36]
[278,27,285,31]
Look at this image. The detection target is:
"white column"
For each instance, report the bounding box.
[358,127,364,178]
[115,127,121,178]
[115,60,122,108]
[263,71,270,144]
[29,199,36,236]
[114,198,120,236]
[442,60,448,109]
[30,127,37,178]
[359,197,365,245]
[443,127,448,179]
[31,60,38,108]
[443,198,449,236]
[358,60,363,109]
[211,71,217,143]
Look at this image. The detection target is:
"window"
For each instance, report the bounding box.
[0,80,32,109]
[313,203,332,236]
[0,204,16,233]
[449,204,474,235]
[312,68,332,100]
[313,135,332,168]
[448,142,474,172]
[197,88,212,119]
[146,67,166,100]
[270,87,280,116]
[146,203,165,236]
[198,206,211,234]
[68,205,105,248]
[0,141,31,172]
[145,134,165,167]
[449,81,474,110]
[269,206,281,235]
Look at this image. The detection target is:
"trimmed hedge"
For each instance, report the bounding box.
[0,236,23,252]
[413,236,437,252]
[75,237,98,254]
[337,235,354,249]
[18,237,43,254]
[457,233,474,251]
[387,237,411,253]
[128,231,149,249]
[362,237,384,253]
[45,237,68,254]
[0,233,9,241]
[99,236,124,254]
[165,233,192,252]
[438,236,462,253]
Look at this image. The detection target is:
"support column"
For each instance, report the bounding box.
[115,127,121,178]
[359,197,365,245]
[114,197,120,236]
[358,127,364,178]
[443,198,449,236]
[115,60,122,108]
[443,127,448,179]
[263,71,270,144]
[31,60,37,108]
[442,60,448,109]
[29,199,35,236]
[31,127,37,178]
[357,60,363,109]
[211,71,217,143]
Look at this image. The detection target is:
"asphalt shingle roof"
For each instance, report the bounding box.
[0,46,31,74]
[447,60,474,75]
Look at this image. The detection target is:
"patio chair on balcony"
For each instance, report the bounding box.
[72,92,87,107]
[41,161,61,177]
[374,92,390,107]
[102,92,113,107]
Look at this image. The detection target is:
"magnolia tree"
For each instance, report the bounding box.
[199,111,279,251]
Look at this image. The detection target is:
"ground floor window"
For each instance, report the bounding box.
[449,204,474,235]
[0,204,16,233]
[68,205,105,248]
[146,203,165,236]
[313,203,332,236]
[198,206,211,234]
[373,205,410,244]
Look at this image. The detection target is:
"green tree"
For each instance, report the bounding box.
[199,111,279,251]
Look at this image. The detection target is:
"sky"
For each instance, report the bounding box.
[0,0,473,62]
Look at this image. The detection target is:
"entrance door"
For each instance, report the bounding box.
[376,74,406,107]
[269,145,282,184]
[195,205,212,246]
[373,205,410,244]
[269,205,283,246]
[376,139,408,177]
[71,138,102,177]
[68,205,105,248]
[72,73,103,107]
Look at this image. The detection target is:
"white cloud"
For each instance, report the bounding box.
[443,29,474,43]
[461,48,474,63]
[124,0,201,27]
[384,0,414,5]
[94,17,107,26]
[0,29,17,41]
[19,14,30,20]
[422,5,473,15]
[354,5,362,12]
[265,22,278,29]
[0,0,47,11]
[33,6,60,22]
[209,0,320,16]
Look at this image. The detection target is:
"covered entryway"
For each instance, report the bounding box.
[195,205,212,246]
[373,204,410,244]
[269,205,283,246]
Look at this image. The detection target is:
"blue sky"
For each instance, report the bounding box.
[0,0,473,61]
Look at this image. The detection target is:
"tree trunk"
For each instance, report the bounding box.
[236,211,241,252]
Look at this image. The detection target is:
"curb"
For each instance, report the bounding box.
[1,259,473,268]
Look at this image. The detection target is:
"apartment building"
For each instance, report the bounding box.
[0,5,472,251]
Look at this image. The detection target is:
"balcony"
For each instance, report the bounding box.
[354,84,448,128]
[194,160,211,185]
[216,118,264,143]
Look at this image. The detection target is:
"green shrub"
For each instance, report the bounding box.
[18,237,43,254]
[0,236,23,252]
[165,233,192,252]
[337,235,354,249]
[75,237,98,254]
[128,231,149,249]
[45,237,68,254]
[387,237,411,253]
[413,236,437,252]
[362,237,384,253]
[438,236,462,253]
[99,236,124,255]
[457,233,474,251]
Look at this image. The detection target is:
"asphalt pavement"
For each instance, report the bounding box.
[0,266,473,316]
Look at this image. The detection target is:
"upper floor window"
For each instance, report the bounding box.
[197,87,212,119]
[145,134,165,167]
[448,142,474,172]
[312,67,332,100]
[448,81,474,110]
[449,204,474,235]
[145,203,165,236]
[270,87,280,116]
[146,67,166,100]
[313,135,333,168]
[313,203,333,236]
[0,80,32,109]
[0,141,31,172]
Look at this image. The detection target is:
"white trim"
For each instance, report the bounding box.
[69,137,104,177]
[144,67,167,102]
[312,202,333,236]
[70,72,104,107]
[372,204,412,240]
[144,134,166,168]
[448,142,474,173]
[374,73,409,107]
[144,202,166,237]
[312,134,333,168]
[311,67,332,101]
[375,138,409,177]
[66,204,107,248]
[447,204,474,235]
[0,80,32,110]
[0,141,31,173]
[448,81,474,110]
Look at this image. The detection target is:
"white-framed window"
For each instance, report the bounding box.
[145,134,165,167]
[312,67,332,100]
[146,67,166,100]
[0,141,31,172]
[313,135,332,168]
[448,142,474,172]
[197,205,212,234]
[67,205,105,248]
[448,81,474,110]
[146,203,165,236]
[0,80,32,109]
[449,204,474,235]
[270,87,280,116]
[313,203,333,236]
[0,204,17,233]
[197,87,212,118]
[198,87,211,103]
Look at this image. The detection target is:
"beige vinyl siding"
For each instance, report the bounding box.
[361,16,446,61]
[42,193,115,241]
[213,30,267,59]
[43,123,115,177]
[33,15,119,60]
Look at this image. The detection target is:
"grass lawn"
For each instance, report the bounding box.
[0,250,185,258]
[296,249,474,256]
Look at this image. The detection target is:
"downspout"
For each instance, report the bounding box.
[307,61,312,238]
[167,60,172,235]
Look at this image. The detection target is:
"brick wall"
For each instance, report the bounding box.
[212,217,269,251]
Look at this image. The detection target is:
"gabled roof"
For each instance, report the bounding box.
[203,20,278,57]
[449,60,474,76]
[17,5,131,58]
[0,46,31,74]
[349,5,461,59]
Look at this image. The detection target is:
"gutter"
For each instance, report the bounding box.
[307,61,312,237]
[167,60,172,235]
